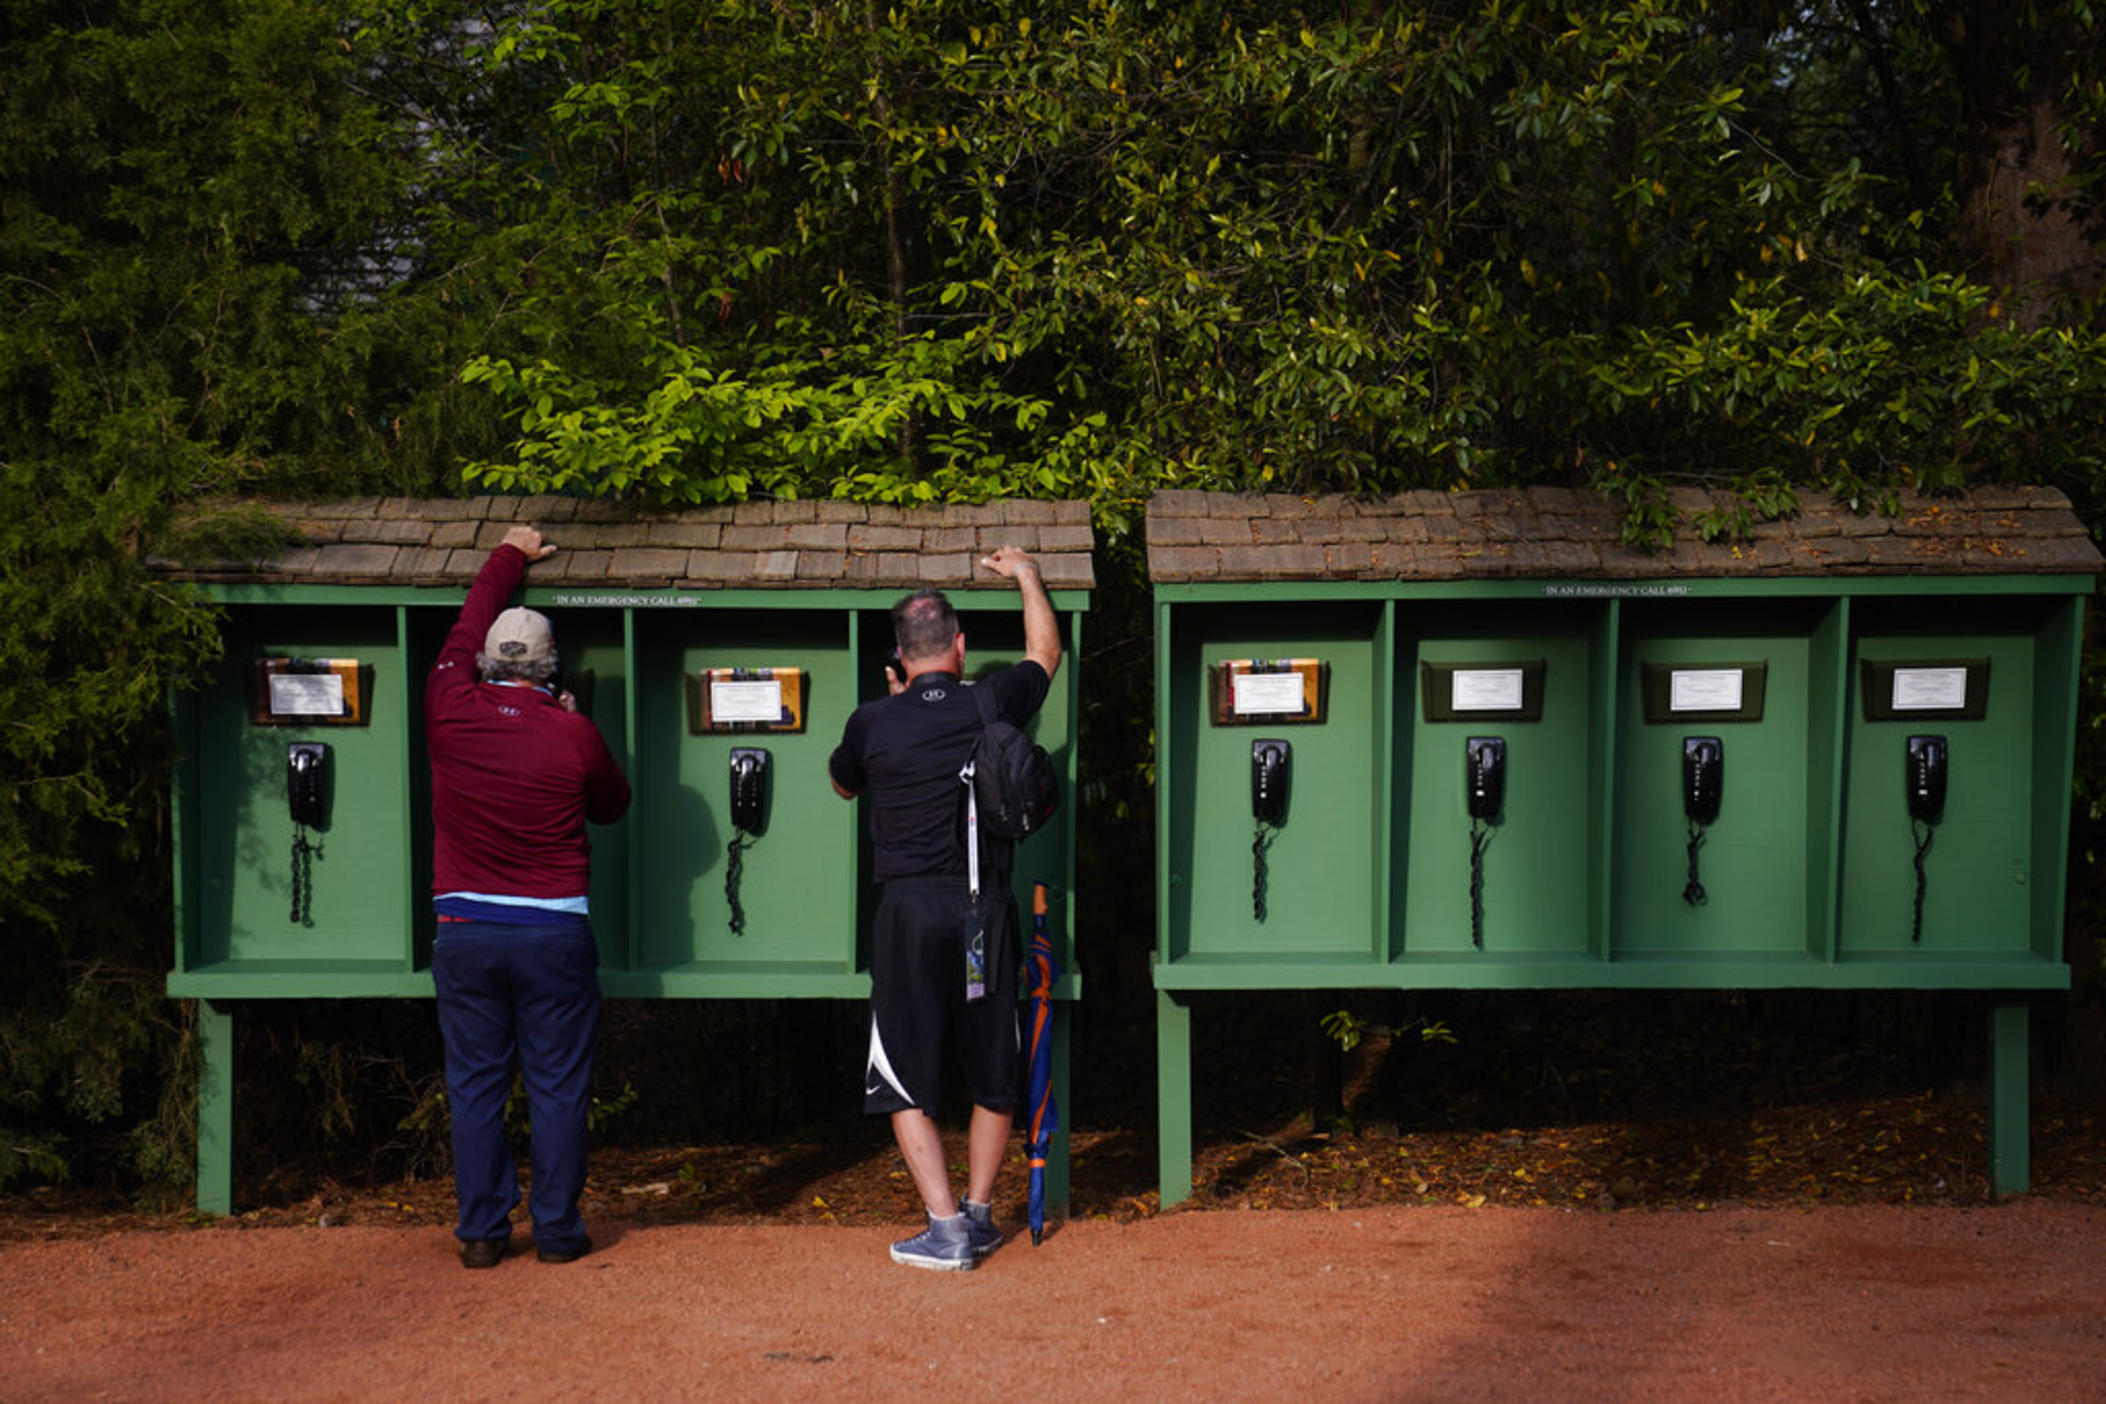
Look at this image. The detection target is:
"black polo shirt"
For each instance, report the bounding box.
[829,661,1050,886]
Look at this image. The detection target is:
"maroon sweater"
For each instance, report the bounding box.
[426,545,630,901]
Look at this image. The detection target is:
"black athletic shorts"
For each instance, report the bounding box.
[864,879,1021,1116]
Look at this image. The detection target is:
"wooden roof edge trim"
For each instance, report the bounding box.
[150,497,1099,587]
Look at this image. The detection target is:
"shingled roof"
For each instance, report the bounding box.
[156,496,1096,591]
[1146,487,2100,583]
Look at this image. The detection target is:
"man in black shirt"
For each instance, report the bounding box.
[829,545,1061,1271]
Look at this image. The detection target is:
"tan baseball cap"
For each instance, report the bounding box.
[483,607,554,664]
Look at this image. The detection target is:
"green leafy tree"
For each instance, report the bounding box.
[443,2,2106,543]
[0,0,482,1190]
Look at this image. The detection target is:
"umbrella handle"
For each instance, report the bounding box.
[1033,882,1048,916]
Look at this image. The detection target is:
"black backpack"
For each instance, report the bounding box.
[966,683,1059,840]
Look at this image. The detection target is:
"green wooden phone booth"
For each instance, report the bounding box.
[1149,487,2098,1206]
[162,496,1092,1214]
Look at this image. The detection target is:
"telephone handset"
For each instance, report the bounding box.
[1464,738,1505,948]
[286,743,328,926]
[729,747,770,835]
[1681,737,1721,906]
[288,743,328,829]
[725,747,771,936]
[1251,739,1291,826]
[1250,739,1290,922]
[1906,734,1948,825]
[1466,737,1505,822]
[1906,735,1947,942]
[1683,737,1723,827]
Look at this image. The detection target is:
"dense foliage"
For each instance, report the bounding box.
[1,0,465,1187]
[4,0,2104,1194]
[433,1,2106,541]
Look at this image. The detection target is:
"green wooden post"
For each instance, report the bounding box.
[1048,1002,1073,1215]
[196,999,235,1216]
[1157,988,1193,1207]
[1988,999,2030,1196]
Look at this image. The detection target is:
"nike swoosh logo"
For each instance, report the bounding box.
[865,1083,883,1097]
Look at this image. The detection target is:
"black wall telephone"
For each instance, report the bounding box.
[1906,734,1948,825]
[725,747,771,935]
[1251,739,1291,826]
[1250,739,1290,922]
[1680,737,1722,906]
[1464,737,1505,949]
[1906,735,1948,943]
[1466,736,1506,822]
[285,743,328,926]
[729,747,771,835]
[1683,737,1723,827]
[287,742,328,830]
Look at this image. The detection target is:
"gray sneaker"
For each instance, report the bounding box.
[889,1214,976,1272]
[961,1201,1002,1258]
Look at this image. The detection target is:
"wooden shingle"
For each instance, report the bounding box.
[1146,488,2100,583]
[152,496,1097,591]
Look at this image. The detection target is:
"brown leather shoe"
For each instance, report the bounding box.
[535,1234,592,1264]
[458,1238,508,1270]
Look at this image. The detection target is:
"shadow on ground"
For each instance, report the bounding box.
[5,988,2100,1237]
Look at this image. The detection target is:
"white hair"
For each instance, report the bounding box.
[476,652,559,685]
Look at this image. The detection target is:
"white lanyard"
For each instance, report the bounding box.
[960,759,981,901]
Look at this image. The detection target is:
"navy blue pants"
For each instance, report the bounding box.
[431,916,600,1253]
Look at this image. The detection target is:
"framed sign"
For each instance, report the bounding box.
[1209,658,1329,726]
[248,658,371,726]
[1859,658,1989,722]
[685,667,808,734]
[1639,661,1769,724]
[1420,660,1546,723]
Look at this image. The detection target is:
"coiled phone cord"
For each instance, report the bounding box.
[290,828,316,927]
[726,831,756,935]
[1911,821,1933,943]
[1252,821,1275,922]
[1469,820,1489,948]
[1682,821,1708,907]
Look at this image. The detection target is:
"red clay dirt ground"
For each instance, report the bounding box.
[4,1088,2106,1401]
[4,1199,2103,1401]
[8,988,2106,1398]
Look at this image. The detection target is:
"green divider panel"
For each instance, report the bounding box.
[1840,599,2046,959]
[1611,600,1825,959]
[190,608,411,971]
[632,609,855,970]
[1399,606,1599,959]
[1166,601,1383,961]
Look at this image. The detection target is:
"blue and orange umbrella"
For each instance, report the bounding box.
[1025,882,1061,1245]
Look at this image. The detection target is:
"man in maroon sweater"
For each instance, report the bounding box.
[427,525,630,1269]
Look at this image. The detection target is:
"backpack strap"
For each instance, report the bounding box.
[960,684,997,901]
